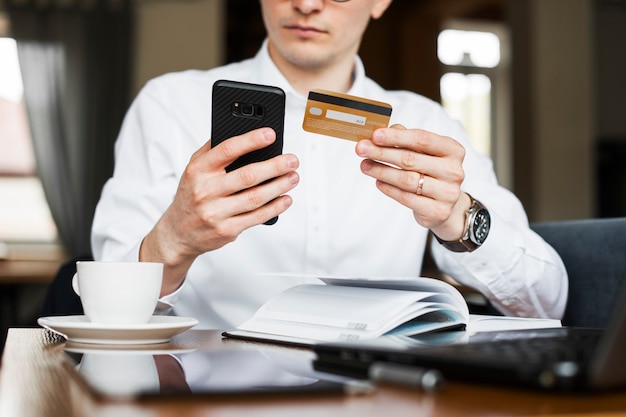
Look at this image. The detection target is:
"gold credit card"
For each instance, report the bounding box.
[302,89,392,142]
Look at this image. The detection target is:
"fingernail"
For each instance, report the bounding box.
[260,128,274,142]
[288,172,299,184]
[373,129,385,144]
[356,141,370,156]
[286,155,299,168]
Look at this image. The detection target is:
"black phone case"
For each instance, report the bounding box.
[211,80,286,225]
[211,80,285,171]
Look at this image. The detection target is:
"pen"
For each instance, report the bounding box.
[368,362,445,392]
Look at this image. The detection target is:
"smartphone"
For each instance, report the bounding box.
[211,79,286,225]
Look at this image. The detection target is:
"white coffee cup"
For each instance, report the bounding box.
[72,261,163,325]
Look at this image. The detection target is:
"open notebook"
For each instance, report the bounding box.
[223,275,560,346]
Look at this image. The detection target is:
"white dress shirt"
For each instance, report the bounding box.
[91,41,567,328]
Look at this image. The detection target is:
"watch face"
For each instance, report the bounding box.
[471,208,491,244]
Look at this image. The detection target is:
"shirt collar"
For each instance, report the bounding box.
[253,38,368,100]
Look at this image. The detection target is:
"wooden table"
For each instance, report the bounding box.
[0,259,61,285]
[2,328,626,417]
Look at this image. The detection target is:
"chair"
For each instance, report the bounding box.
[531,218,626,328]
[41,255,91,317]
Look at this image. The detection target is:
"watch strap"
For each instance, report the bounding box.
[434,233,479,252]
[434,194,485,253]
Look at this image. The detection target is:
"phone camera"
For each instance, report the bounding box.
[233,102,264,118]
[241,103,254,116]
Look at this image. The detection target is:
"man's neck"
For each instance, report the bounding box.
[267,44,356,96]
[287,64,355,96]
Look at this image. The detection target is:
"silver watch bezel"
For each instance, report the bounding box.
[468,205,490,246]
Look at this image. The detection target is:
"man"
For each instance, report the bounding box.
[92,0,567,328]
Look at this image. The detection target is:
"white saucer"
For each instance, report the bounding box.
[64,346,196,355]
[37,315,199,345]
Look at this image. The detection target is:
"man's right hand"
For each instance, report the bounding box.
[139,127,300,296]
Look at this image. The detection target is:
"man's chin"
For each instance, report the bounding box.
[283,47,336,70]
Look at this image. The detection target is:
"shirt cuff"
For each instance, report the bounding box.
[121,240,186,315]
[155,282,184,315]
[431,213,524,313]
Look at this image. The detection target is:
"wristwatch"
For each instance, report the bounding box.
[435,194,490,252]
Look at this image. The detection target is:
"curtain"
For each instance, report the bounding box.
[6,0,133,257]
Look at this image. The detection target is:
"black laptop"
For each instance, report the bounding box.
[313,284,626,392]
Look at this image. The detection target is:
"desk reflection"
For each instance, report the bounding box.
[66,346,360,398]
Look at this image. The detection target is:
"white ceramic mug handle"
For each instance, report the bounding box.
[71,273,80,296]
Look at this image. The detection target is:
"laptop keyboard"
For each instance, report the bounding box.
[412,330,601,365]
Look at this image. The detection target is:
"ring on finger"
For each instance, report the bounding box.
[416,172,425,195]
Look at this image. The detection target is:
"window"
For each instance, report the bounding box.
[440,72,493,157]
[437,21,512,190]
[0,15,58,243]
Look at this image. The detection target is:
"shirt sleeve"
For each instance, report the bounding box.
[429,140,568,320]
[91,80,181,265]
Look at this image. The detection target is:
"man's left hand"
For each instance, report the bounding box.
[355,124,471,241]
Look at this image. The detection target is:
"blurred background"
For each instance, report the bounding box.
[0,0,624,352]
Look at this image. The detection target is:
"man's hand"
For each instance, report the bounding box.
[355,124,471,242]
[141,127,300,296]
